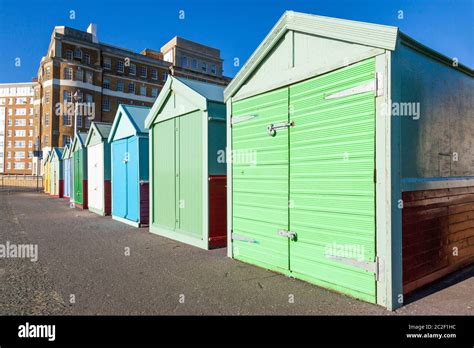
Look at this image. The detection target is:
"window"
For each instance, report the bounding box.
[140,86,146,96]
[44,113,50,126]
[8,109,12,116]
[14,141,25,148]
[8,119,12,126]
[140,66,147,78]
[117,60,124,73]
[44,135,49,146]
[84,53,91,65]
[86,71,93,84]
[29,119,33,126]
[30,108,33,115]
[28,151,33,158]
[16,97,27,104]
[102,98,110,111]
[74,48,82,59]
[7,130,12,137]
[151,88,158,98]
[128,83,135,94]
[75,69,84,81]
[103,57,111,69]
[29,130,33,137]
[45,67,51,80]
[201,62,207,72]
[7,152,11,158]
[7,141,11,148]
[86,94,93,104]
[16,109,27,116]
[62,135,71,145]
[14,162,25,169]
[45,91,50,103]
[28,162,32,169]
[151,69,158,80]
[181,56,188,67]
[15,130,26,137]
[0,98,5,105]
[65,50,73,60]
[64,67,73,80]
[63,114,72,126]
[30,97,34,104]
[64,90,72,103]
[77,115,83,128]
[129,64,136,75]
[15,119,26,126]
[103,79,110,89]
[85,117,91,129]
[28,140,33,148]
[192,59,198,69]
[162,71,168,82]
[6,162,11,169]
[211,64,216,75]
[117,81,124,92]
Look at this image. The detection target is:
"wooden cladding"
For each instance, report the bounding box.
[402,186,474,294]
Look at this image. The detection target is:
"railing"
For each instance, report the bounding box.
[0,174,44,192]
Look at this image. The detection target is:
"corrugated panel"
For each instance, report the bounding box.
[232,87,289,271]
[289,58,376,302]
[178,111,203,238]
[152,119,176,229]
[111,139,127,218]
[73,151,83,205]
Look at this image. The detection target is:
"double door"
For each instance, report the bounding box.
[231,58,378,302]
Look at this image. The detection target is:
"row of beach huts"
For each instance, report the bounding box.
[41,12,474,310]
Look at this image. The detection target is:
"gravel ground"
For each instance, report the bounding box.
[0,191,472,315]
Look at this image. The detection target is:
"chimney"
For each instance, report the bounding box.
[87,23,98,43]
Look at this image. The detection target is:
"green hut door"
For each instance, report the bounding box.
[74,151,83,205]
[231,58,377,302]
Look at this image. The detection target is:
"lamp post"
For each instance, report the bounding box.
[73,90,82,137]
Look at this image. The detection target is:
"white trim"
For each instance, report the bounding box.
[226,98,233,258]
[401,177,474,191]
[42,79,102,92]
[112,215,140,228]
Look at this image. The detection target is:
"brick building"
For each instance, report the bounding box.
[36,24,231,151]
[0,82,38,174]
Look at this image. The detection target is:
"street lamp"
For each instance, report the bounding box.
[73,90,82,137]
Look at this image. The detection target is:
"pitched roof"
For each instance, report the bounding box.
[85,121,113,146]
[224,11,399,100]
[144,76,225,128]
[108,104,151,142]
[174,76,225,103]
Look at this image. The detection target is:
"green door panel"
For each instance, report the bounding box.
[178,111,203,238]
[74,151,83,205]
[232,87,289,272]
[152,119,176,229]
[289,58,376,302]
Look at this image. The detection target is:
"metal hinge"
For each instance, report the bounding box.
[277,229,297,240]
[327,255,384,281]
[232,233,259,244]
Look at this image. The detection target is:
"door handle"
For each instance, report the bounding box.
[267,121,294,136]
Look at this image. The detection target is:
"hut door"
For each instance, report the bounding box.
[112,139,127,218]
[126,137,139,222]
[231,87,290,272]
[288,58,377,302]
[74,152,83,204]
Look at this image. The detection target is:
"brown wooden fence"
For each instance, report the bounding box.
[0,174,43,192]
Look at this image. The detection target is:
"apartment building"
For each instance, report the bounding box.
[36,24,231,150]
[0,82,38,174]
[161,36,231,86]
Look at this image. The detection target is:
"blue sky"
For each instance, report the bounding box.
[0,0,472,83]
